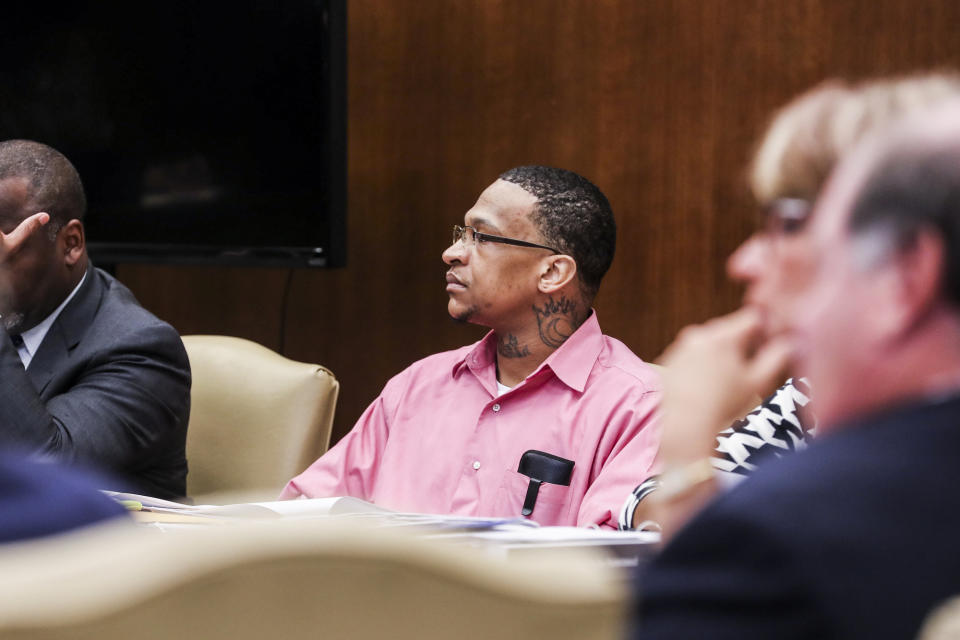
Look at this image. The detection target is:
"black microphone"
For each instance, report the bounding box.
[517,450,574,517]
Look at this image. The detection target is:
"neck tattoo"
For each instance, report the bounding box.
[532,295,578,349]
[497,333,531,358]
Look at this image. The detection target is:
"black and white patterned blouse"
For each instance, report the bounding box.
[618,378,814,530]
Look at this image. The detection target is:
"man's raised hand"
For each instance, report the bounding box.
[1,212,50,259]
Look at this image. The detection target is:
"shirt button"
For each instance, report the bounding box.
[492,403,501,412]
[472,461,481,470]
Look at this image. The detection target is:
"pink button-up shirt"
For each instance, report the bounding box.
[282,313,662,528]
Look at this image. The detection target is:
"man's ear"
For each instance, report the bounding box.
[61,220,85,266]
[537,255,578,294]
[885,230,945,337]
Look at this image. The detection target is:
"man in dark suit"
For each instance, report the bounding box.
[0,140,191,499]
[633,104,960,638]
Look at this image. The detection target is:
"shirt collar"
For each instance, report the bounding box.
[18,270,88,362]
[531,310,603,392]
[452,331,499,382]
[451,310,604,393]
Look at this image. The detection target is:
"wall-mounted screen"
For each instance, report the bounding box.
[0,0,346,267]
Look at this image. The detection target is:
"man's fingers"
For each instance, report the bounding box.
[745,337,793,394]
[3,212,50,247]
[716,306,767,347]
[661,307,765,364]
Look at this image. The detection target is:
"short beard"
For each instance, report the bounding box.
[1,311,24,334]
[450,305,480,324]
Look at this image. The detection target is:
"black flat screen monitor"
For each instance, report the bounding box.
[0,1,346,267]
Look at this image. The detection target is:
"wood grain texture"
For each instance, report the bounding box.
[117,0,960,447]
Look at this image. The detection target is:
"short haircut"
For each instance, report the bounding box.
[849,146,960,305]
[0,139,86,228]
[750,73,960,206]
[499,166,616,300]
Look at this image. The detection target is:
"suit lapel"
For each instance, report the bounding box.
[26,268,104,397]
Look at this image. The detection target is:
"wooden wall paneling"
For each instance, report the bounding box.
[118,0,960,449]
[116,265,291,351]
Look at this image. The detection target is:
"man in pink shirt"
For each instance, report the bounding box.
[282,166,661,528]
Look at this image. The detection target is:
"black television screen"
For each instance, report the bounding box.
[0,1,346,267]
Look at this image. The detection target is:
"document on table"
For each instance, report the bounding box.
[103,491,657,567]
[438,527,660,544]
[430,526,662,569]
[103,491,390,519]
[102,491,538,531]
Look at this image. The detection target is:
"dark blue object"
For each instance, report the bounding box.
[0,452,127,543]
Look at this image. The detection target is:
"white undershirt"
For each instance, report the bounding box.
[496,380,512,397]
[15,270,87,369]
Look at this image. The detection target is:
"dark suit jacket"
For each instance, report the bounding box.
[0,267,191,499]
[633,394,960,640]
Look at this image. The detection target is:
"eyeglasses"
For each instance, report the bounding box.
[452,225,561,254]
[762,198,811,235]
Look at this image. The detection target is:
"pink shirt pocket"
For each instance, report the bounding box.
[496,469,572,526]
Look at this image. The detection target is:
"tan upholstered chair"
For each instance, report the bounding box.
[0,519,628,640]
[182,335,339,497]
[919,596,960,640]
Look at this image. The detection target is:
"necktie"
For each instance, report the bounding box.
[9,334,23,348]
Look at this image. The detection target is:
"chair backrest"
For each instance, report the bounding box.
[182,335,339,497]
[919,596,960,640]
[0,519,628,640]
